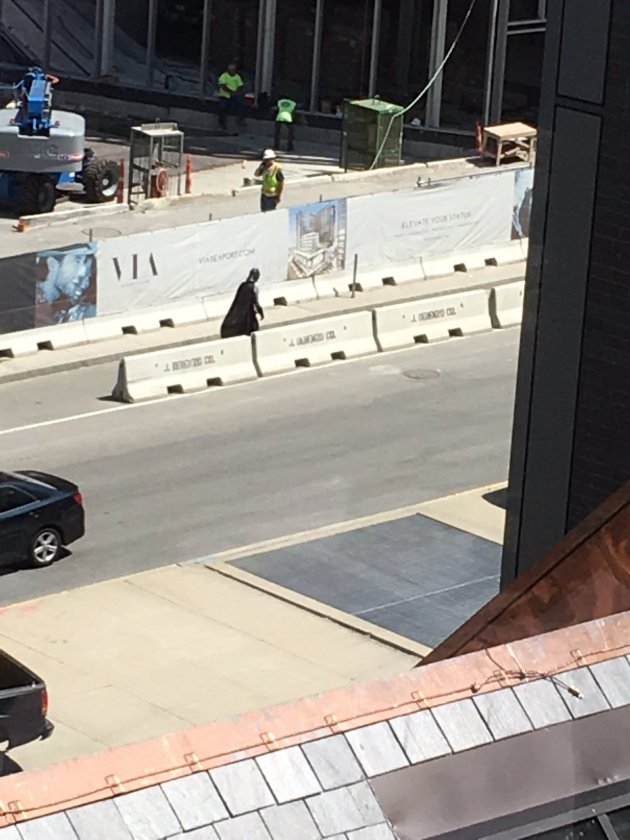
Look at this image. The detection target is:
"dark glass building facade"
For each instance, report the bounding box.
[0,0,546,130]
[503,0,630,584]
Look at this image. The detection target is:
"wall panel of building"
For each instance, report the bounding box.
[503,0,630,584]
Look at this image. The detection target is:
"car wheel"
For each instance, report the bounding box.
[30,528,62,567]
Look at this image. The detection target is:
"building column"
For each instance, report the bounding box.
[396,0,416,89]
[309,0,325,111]
[258,0,277,98]
[482,0,499,124]
[488,0,509,124]
[146,0,158,88]
[94,0,103,77]
[199,0,213,97]
[426,0,447,127]
[368,0,382,97]
[42,0,53,69]
[98,0,116,76]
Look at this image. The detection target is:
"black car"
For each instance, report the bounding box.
[0,471,85,568]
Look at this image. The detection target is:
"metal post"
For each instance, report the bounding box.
[146,0,158,89]
[309,0,325,112]
[482,0,499,126]
[351,253,358,298]
[94,0,104,77]
[260,0,277,98]
[199,0,213,97]
[368,0,382,98]
[101,0,116,76]
[489,0,510,124]
[42,0,53,70]
[426,0,448,127]
[254,0,265,101]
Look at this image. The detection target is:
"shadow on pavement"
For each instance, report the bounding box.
[0,547,72,577]
[483,487,508,510]
[0,754,23,776]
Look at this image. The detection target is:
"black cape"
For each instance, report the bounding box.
[220,282,261,338]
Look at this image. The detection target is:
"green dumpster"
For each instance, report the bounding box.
[340,97,404,171]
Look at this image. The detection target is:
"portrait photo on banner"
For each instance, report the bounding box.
[512,167,534,240]
[287,198,347,280]
[35,242,98,326]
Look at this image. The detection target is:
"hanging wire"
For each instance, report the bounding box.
[368,0,480,169]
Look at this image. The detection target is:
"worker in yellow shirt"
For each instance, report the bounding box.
[255,149,284,212]
[217,61,244,133]
[274,98,296,152]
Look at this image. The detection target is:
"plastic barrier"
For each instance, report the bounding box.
[258,279,318,307]
[489,280,525,328]
[420,255,464,278]
[84,301,208,343]
[253,311,378,375]
[111,335,257,402]
[202,294,232,321]
[485,240,525,266]
[393,260,426,285]
[311,273,352,299]
[0,321,89,357]
[374,289,491,350]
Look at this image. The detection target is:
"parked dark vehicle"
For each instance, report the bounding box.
[0,650,53,760]
[0,471,85,567]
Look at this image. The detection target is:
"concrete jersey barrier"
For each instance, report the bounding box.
[490,280,525,328]
[0,321,89,357]
[253,311,377,375]
[374,289,491,350]
[112,335,257,402]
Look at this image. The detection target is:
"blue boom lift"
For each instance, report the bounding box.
[0,67,120,216]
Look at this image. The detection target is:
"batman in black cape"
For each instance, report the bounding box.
[220,268,265,338]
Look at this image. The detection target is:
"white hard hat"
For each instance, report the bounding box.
[262,148,276,160]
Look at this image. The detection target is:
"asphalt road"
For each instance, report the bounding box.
[0,329,519,604]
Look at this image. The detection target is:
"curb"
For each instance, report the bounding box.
[205,561,431,660]
[0,274,524,386]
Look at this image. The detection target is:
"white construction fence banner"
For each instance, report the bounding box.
[97,226,199,315]
[196,211,289,295]
[346,171,514,268]
[97,212,290,316]
[88,167,530,321]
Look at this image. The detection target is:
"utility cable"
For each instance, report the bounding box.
[368,0,479,170]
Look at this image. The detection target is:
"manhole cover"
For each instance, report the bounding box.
[403,368,440,381]
[81,227,122,240]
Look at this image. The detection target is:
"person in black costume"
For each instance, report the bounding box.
[220,268,264,338]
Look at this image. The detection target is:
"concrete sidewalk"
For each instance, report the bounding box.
[1,149,519,256]
[0,262,525,385]
[4,483,504,773]
[5,564,418,772]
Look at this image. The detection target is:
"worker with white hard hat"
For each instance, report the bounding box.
[255,148,284,212]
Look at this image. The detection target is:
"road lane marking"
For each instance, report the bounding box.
[0,331,515,438]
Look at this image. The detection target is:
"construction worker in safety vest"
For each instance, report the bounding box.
[274,98,296,152]
[217,61,245,133]
[255,149,284,212]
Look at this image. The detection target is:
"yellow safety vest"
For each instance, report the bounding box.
[218,72,243,98]
[276,99,296,123]
[262,164,282,197]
